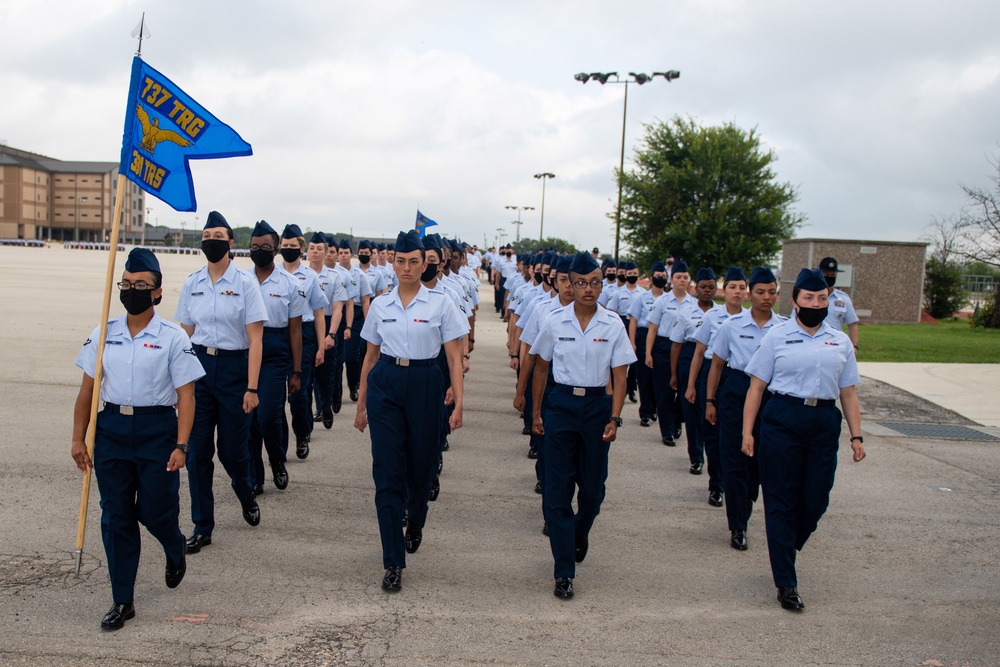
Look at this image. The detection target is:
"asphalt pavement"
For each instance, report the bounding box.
[0,246,998,666]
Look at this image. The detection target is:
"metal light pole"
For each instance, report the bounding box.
[574,70,680,262]
[75,196,87,242]
[505,205,534,244]
[533,173,555,243]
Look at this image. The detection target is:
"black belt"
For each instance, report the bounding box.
[380,354,436,367]
[549,383,606,397]
[263,326,289,334]
[193,344,247,358]
[772,392,836,408]
[104,402,175,416]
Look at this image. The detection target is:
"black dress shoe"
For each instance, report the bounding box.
[661,437,675,447]
[640,418,650,427]
[437,456,444,475]
[553,577,574,599]
[575,533,589,563]
[521,426,531,436]
[186,534,211,554]
[777,586,805,610]
[382,566,402,592]
[312,410,323,423]
[429,477,440,501]
[730,530,748,551]
[527,446,538,459]
[534,480,542,494]
[402,509,408,528]
[627,390,637,403]
[322,409,334,429]
[242,499,261,526]
[296,438,310,459]
[101,602,135,630]
[442,438,449,451]
[252,483,264,497]
[673,426,683,440]
[651,414,657,421]
[708,490,723,507]
[272,462,289,490]
[333,397,341,414]
[165,553,186,589]
[542,522,549,536]
[404,525,423,554]
[690,462,704,475]
[350,388,359,402]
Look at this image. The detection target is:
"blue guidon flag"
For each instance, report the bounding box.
[415,210,438,238]
[119,56,252,212]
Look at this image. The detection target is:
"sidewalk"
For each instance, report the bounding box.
[858,362,1000,427]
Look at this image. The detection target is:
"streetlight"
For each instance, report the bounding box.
[496,227,508,246]
[504,205,534,244]
[74,196,87,242]
[533,173,555,243]
[574,70,680,261]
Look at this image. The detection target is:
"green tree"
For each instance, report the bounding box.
[617,116,804,273]
[511,237,577,255]
[923,257,966,319]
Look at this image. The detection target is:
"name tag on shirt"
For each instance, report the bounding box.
[105,340,123,345]
[739,334,754,339]
[382,319,396,323]
[190,291,204,296]
[558,337,576,341]
[785,339,803,345]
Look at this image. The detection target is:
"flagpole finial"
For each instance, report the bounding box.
[131,13,151,57]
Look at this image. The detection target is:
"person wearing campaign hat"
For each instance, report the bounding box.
[71,247,206,630]
[248,221,310,495]
[606,260,644,403]
[528,251,636,600]
[645,259,692,446]
[684,267,747,505]
[337,239,375,403]
[628,261,668,426]
[354,230,469,593]
[819,257,859,351]
[175,211,268,555]
[704,267,783,549]
[742,268,865,611]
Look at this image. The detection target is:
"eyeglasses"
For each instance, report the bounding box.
[117,281,156,291]
[250,244,275,252]
[572,279,604,289]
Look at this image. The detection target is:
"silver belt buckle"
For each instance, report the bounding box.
[573,387,585,397]
[397,357,410,367]
[120,405,134,416]
[804,397,818,407]
[206,347,219,356]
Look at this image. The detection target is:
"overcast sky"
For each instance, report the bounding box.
[2,0,999,252]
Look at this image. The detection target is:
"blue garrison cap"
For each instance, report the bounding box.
[395,229,424,253]
[358,240,374,251]
[794,268,827,291]
[554,255,573,273]
[569,251,601,275]
[204,211,230,230]
[672,260,689,274]
[281,224,302,240]
[309,231,327,245]
[695,267,716,282]
[422,234,442,252]
[602,259,617,270]
[525,255,537,267]
[377,243,386,251]
[251,220,277,238]
[325,234,337,246]
[338,239,352,251]
[651,261,666,273]
[540,252,554,266]
[387,243,395,251]
[748,266,776,286]
[624,261,638,271]
[724,267,747,283]
[450,239,462,253]
[125,247,160,274]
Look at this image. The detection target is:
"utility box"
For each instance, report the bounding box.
[778,238,928,324]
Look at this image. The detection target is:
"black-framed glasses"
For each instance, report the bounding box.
[117,281,156,291]
[572,279,604,289]
[250,244,275,252]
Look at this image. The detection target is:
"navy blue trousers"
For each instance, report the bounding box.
[542,389,612,579]
[345,305,365,391]
[289,323,317,441]
[251,327,290,486]
[676,342,702,464]
[718,371,764,532]
[758,396,841,587]
[95,408,185,603]
[188,349,255,537]
[651,336,677,438]
[633,327,656,421]
[695,362,722,492]
[315,314,345,411]
[367,359,444,569]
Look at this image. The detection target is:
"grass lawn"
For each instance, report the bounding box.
[857,318,1000,363]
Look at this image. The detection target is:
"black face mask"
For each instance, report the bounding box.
[652,276,668,289]
[250,248,275,268]
[358,253,371,265]
[534,272,543,284]
[825,275,836,288]
[796,306,828,328]
[201,239,230,264]
[606,273,615,282]
[421,263,439,282]
[120,288,155,316]
[626,275,638,285]
[617,274,626,283]
[279,248,301,263]
[505,252,512,258]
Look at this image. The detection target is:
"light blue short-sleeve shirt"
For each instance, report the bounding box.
[175,262,268,349]
[361,285,470,359]
[530,304,638,387]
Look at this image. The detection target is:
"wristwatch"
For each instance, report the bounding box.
[850,436,864,444]
[175,443,189,454]
[610,416,623,427]
[707,397,717,405]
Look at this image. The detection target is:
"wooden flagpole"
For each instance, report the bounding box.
[74,172,128,576]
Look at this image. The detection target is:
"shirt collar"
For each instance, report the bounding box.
[386,283,429,309]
